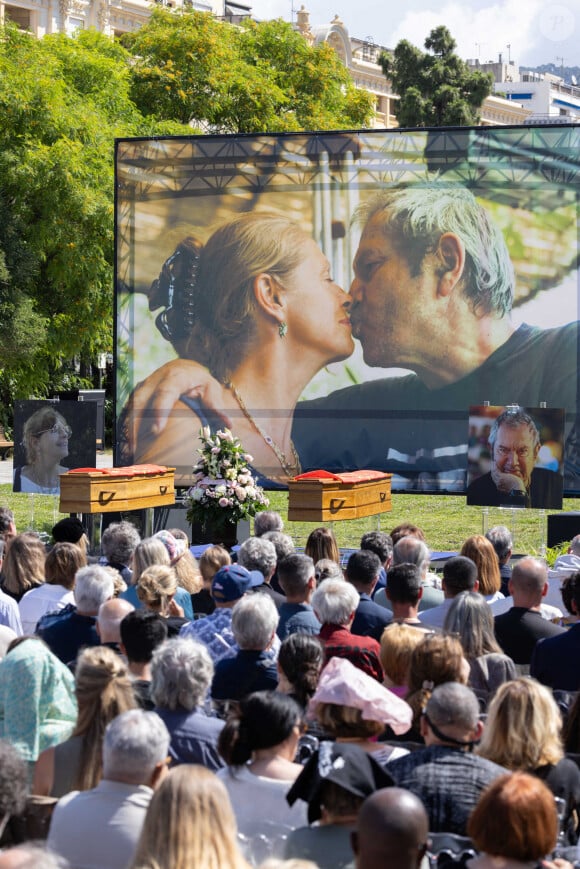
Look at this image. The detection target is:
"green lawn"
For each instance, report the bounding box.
[3,483,579,559]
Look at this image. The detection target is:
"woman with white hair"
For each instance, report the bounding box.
[212,593,279,704]
[150,637,223,770]
[237,537,284,608]
[311,578,383,683]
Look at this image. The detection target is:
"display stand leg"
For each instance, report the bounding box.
[498,507,519,549]
[480,507,489,535]
[71,513,101,557]
[143,508,154,539]
[27,493,35,531]
[538,509,547,558]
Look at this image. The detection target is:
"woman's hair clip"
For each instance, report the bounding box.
[422,680,435,691]
[150,238,201,344]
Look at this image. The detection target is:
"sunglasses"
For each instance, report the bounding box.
[34,423,72,438]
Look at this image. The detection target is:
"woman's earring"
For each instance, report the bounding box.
[278,321,287,338]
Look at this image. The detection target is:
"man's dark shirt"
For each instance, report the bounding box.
[386,745,507,835]
[211,649,278,701]
[132,679,154,711]
[351,593,392,642]
[499,563,512,597]
[494,606,565,665]
[466,467,563,509]
[277,603,321,640]
[154,706,224,771]
[292,322,579,490]
[319,623,383,682]
[250,584,286,611]
[36,604,99,665]
[530,622,580,691]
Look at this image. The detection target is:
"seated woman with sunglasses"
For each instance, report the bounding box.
[14,407,71,495]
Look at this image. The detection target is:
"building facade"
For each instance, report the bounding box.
[1,0,533,127]
[468,59,579,123]
[1,0,224,37]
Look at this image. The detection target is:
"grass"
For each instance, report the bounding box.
[3,483,580,558]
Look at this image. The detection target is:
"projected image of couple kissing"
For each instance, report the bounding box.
[123,211,354,487]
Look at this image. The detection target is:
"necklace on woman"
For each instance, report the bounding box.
[227,382,302,478]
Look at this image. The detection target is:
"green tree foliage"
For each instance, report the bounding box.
[125,10,375,132]
[0,24,189,405]
[0,12,373,415]
[380,25,493,128]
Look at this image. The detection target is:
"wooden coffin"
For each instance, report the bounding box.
[288,470,392,522]
[59,465,175,514]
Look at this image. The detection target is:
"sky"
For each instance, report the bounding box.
[248,0,579,69]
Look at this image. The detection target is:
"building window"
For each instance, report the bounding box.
[67,15,84,33]
[4,5,32,29]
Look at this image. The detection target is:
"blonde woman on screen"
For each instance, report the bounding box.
[123,212,354,487]
[14,407,71,495]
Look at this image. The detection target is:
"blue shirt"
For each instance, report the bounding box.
[212,650,278,701]
[154,706,224,771]
[351,593,392,642]
[180,609,237,664]
[277,603,321,640]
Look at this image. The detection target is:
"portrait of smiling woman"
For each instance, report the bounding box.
[13,407,72,495]
[124,212,354,486]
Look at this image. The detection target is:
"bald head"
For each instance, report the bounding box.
[510,556,547,607]
[425,682,480,739]
[97,598,135,644]
[352,788,429,869]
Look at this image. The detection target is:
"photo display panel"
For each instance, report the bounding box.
[115,125,580,493]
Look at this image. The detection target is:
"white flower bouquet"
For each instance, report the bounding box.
[186,427,270,528]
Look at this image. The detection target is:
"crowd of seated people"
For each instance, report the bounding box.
[0,505,579,868]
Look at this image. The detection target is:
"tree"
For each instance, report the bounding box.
[0,24,189,411]
[380,25,493,128]
[0,12,374,425]
[125,10,375,133]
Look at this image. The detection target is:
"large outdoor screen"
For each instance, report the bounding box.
[115,125,580,494]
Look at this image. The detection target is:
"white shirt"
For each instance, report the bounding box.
[418,598,455,628]
[19,584,75,635]
[217,765,307,838]
[489,595,563,621]
[19,473,59,495]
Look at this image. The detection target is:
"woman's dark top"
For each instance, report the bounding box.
[190,589,215,617]
[534,757,580,843]
[52,735,83,797]
[164,616,190,637]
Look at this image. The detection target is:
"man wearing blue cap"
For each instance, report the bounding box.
[179,563,262,664]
